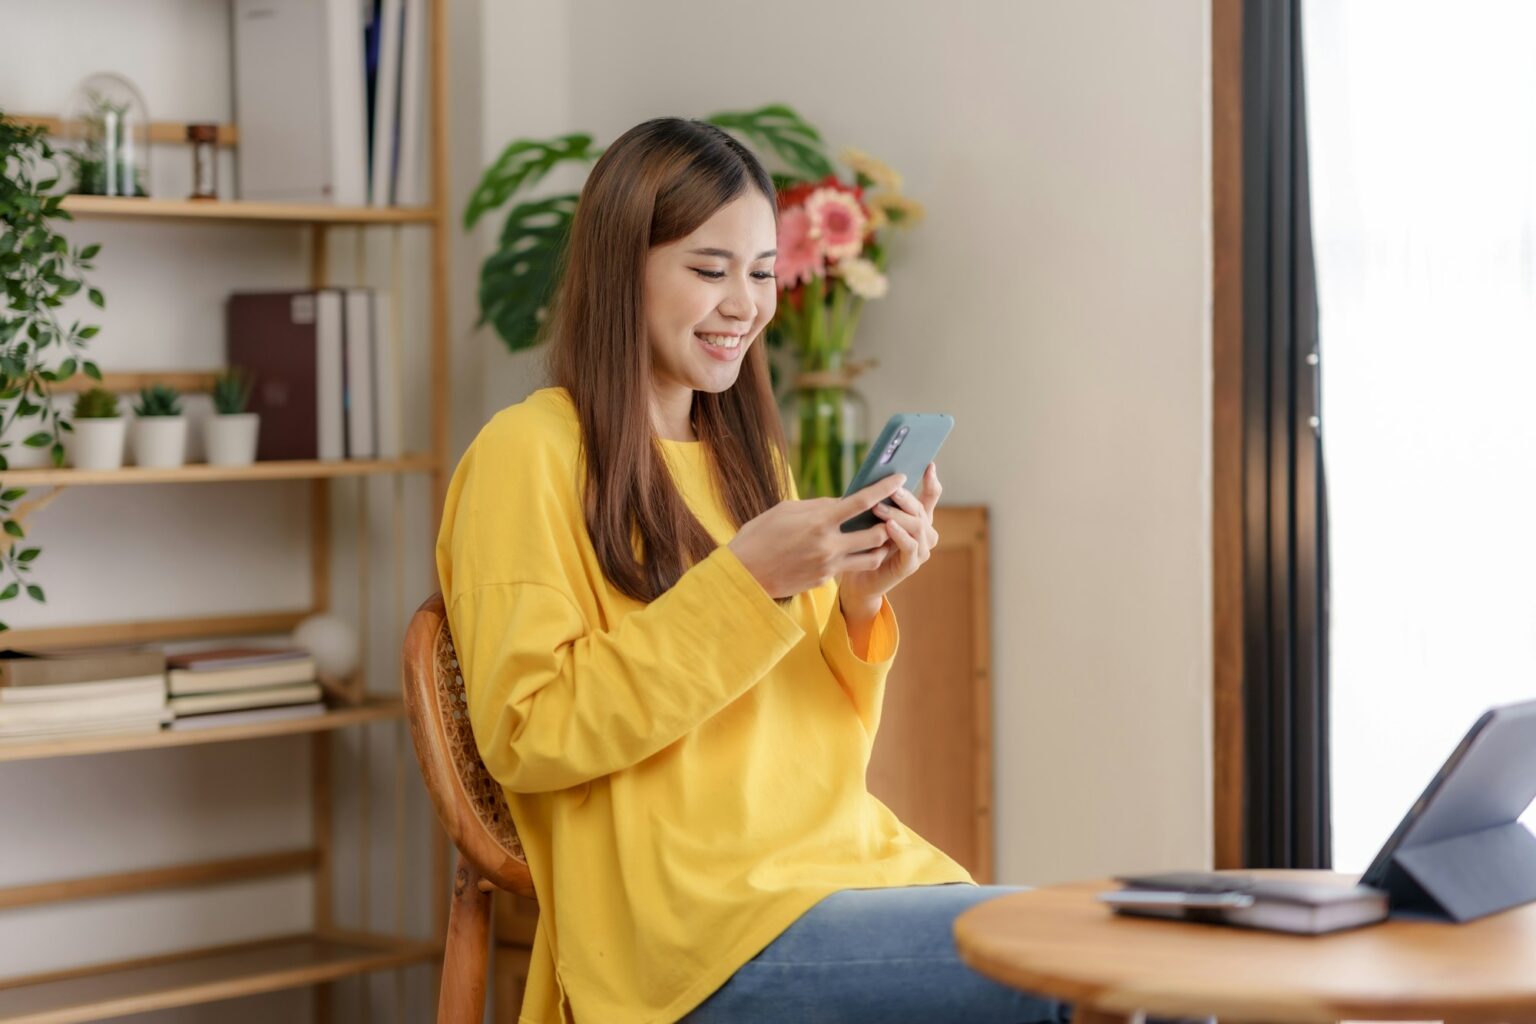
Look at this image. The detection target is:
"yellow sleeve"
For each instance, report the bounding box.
[449,548,805,792]
[820,589,900,740]
[777,453,903,740]
[438,406,805,793]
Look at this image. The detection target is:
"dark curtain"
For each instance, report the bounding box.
[1240,0,1332,869]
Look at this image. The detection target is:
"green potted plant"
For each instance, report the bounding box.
[205,368,258,466]
[130,384,185,468]
[69,387,125,470]
[1,106,107,626]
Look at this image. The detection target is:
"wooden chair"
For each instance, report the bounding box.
[402,591,537,1023]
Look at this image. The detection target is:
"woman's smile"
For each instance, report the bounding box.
[696,331,749,361]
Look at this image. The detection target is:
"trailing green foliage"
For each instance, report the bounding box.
[1,106,106,628]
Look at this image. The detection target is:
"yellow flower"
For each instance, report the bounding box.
[839,146,903,193]
[866,192,926,228]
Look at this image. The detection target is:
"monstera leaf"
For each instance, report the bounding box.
[704,105,835,181]
[464,134,601,230]
[469,106,831,353]
[477,193,578,352]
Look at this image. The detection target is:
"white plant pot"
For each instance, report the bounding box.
[204,413,260,466]
[132,416,188,468]
[69,417,128,470]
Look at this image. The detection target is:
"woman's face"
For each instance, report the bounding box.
[643,191,778,403]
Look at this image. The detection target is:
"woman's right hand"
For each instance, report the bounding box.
[727,474,906,599]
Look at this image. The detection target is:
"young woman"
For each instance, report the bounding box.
[437,117,1067,1024]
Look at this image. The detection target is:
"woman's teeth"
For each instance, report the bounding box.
[696,333,744,349]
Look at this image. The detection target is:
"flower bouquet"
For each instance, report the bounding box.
[773,147,925,497]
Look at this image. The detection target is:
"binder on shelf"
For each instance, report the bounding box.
[227,290,345,460]
[232,0,368,205]
[344,288,377,459]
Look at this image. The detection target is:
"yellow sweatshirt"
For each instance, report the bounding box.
[436,387,972,1024]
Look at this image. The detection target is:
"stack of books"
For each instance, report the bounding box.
[0,647,170,743]
[165,647,325,731]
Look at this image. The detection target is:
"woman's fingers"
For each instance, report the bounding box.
[874,495,926,539]
[841,545,889,574]
[843,522,890,554]
[921,464,943,516]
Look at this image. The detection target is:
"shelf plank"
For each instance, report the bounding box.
[54,372,220,396]
[15,114,239,148]
[1,610,311,652]
[60,195,439,225]
[0,932,437,1024]
[0,454,435,487]
[0,699,405,763]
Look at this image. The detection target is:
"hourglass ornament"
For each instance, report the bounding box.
[61,72,151,197]
[186,123,219,200]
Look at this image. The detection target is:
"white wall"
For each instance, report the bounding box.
[471,0,1213,885]
[0,1,486,1018]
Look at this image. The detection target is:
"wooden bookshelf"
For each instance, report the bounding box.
[1,455,436,487]
[0,0,458,1018]
[0,699,405,764]
[60,195,438,226]
[0,932,438,1024]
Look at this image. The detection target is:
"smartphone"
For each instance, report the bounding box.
[839,412,955,534]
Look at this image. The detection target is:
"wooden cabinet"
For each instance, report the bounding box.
[490,505,993,1020]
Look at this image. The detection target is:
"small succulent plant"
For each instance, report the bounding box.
[132,384,182,417]
[211,368,253,415]
[73,387,120,419]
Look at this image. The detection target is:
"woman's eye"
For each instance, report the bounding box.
[692,269,777,281]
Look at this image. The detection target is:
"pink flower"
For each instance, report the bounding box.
[804,187,868,262]
[775,206,824,289]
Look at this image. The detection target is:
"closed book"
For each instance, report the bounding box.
[0,675,166,705]
[171,682,324,717]
[168,657,317,696]
[166,646,310,672]
[169,702,326,732]
[343,288,377,458]
[0,689,169,729]
[0,713,169,743]
[0,647,166,688]
[227,291,345,461]
[1105,873,1389,935]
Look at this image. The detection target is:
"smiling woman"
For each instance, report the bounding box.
[437,117,1053,1024]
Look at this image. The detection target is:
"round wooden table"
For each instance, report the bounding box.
[953,873,1536,1024]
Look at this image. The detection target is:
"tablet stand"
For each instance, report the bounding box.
[1383,820,1536,923]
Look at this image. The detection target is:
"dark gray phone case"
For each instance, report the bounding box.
[839,413,954,534]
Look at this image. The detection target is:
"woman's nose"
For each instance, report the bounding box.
[718,278,756,321]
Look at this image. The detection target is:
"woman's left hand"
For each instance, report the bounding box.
[837,462,942,615]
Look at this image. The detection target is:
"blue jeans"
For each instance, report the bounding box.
[680,883,1071,1024]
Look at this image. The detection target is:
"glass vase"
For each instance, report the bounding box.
[779,360,870,499]
[61,72,151,198]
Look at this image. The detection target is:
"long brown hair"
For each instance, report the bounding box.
[545,117,789,604]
